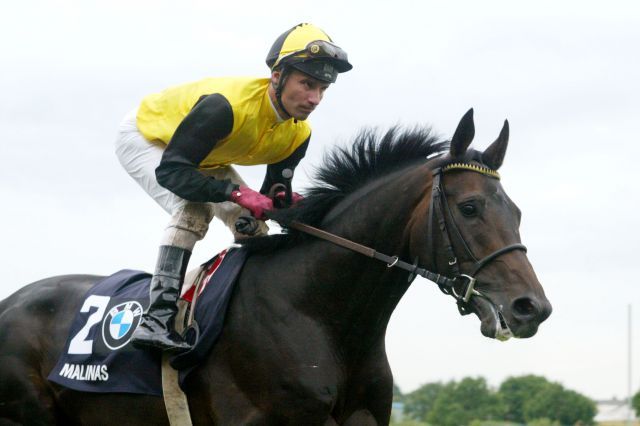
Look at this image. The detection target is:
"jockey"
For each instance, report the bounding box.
[115,23,352,352]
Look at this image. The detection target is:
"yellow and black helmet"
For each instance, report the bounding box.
[266,23,353,83]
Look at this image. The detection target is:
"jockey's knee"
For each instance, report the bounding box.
[161,203,215,250]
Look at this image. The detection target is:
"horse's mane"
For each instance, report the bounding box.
[245,126,449,252]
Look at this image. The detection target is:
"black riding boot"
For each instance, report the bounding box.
[131,245,192,352]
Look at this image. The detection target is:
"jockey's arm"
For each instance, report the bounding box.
[259,137,309,194]
[155,94,238,202]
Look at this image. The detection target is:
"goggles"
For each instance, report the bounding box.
[276,40,351,71]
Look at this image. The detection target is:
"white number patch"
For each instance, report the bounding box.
[67,295,111,354]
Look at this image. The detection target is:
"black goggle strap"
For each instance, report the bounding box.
[274,67,292,118]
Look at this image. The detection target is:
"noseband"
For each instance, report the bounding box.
[275,162,526,316]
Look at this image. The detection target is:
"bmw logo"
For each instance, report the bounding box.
[101,301,143,350]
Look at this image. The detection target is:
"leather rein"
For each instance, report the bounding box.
[278,163,526,316]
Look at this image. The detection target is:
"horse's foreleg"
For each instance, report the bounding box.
[0,357,57,425]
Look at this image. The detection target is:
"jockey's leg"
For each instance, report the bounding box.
[115,110,203,351]
[131,245,191,351]
[114,111,266,351]
[131,202,214,351]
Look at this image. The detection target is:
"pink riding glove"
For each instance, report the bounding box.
[230,186,273,220]
[275,191,304,205]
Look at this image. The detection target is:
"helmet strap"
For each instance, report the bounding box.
[274,66,293,120]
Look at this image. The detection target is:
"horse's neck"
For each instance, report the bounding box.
[298,165,432,347]
[327,164,431,257]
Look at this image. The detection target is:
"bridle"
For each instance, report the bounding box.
[426,163,526,315]
[275,162,526,317]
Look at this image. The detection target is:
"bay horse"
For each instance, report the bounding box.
[0,109,551,425]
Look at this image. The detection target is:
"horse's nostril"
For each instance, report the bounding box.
[512,297,538,320]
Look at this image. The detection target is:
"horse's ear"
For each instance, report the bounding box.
[450,108,475,158]
[482,119,509,170]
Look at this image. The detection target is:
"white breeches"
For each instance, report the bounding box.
[114,109,267,251]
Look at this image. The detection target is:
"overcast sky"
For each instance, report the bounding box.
[1,0,639,401]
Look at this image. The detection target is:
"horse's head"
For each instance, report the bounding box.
[421,109,552,340]
[267,110,550,341]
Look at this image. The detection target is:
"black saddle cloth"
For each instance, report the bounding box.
[48,246,248,395]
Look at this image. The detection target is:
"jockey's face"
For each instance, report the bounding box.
[271,69,331,120]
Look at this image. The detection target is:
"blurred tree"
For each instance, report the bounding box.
[399,375,594,426]
[393,382,403,402]
[389,420,429,426]
[498,375,551,423]
[425,377,505,426]
[403,382,445,421]
[526,419,561,426]
[523,382,596,425]
[633,390,640,416]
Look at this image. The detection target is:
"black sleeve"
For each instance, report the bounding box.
[155,93,237,203]
[259,136,310,194]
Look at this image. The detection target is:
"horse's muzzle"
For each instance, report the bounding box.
[473,293,552,340]
[507,295,553,338]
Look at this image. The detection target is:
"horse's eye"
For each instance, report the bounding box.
[459,203,477,217]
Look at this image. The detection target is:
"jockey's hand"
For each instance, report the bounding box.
[230,187,273,220]
[275,191,304,206]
